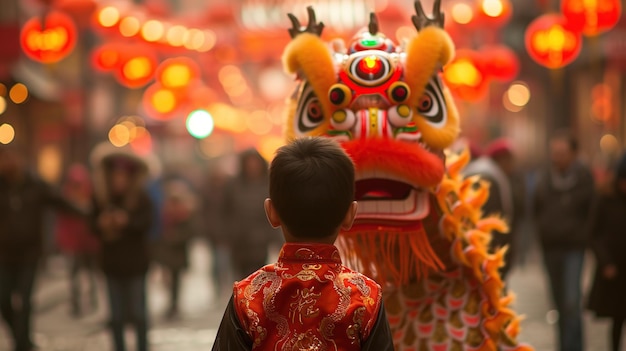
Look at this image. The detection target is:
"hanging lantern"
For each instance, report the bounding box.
[20,11,77,63]
[561,0,621,36]
[443,49,489,101]
[525,14,582,69]
[481,45,520,81]
[475,0,513,28]
[156,57,201,90]
[142,83,187,120]
[114,46,158,88]
[92,42,127,72]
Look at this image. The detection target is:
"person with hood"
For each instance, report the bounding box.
[55,164,100,318]
[587,153,626,351]
[221,149,281,280]
[90,144,153,351]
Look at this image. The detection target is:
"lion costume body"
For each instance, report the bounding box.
[280,2,533,350]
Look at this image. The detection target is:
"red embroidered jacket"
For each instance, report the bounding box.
[213,243,393,351]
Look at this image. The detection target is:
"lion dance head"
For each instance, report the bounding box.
[281,1,533,350]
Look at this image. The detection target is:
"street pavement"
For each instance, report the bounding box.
[0,240,620,351]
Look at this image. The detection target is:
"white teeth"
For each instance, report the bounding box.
[356,189,429,221]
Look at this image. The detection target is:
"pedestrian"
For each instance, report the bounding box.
[0,145,85,351]
[55,164,100,318]
[587,153,626,351]
[90,144,153,351]
[213,138,393,350]
[202,168,232,300]
[221,149,281,280]
[533,131,595,351]
[464,139,525,280]
[152,177,197,320]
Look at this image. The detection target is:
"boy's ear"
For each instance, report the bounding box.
[264,198,281,228]
[340,201,358,231]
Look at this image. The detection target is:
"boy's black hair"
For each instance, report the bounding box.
[269,138,355,238]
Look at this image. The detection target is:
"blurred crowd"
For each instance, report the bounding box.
[0,142,280,351]
[0,130,625,351]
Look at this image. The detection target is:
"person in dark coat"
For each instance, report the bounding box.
[587,153,626,351]
[533,131,595,351]
[90,144,153,351]
[0,145,85,351]
[221,149,281,280]
[152,177,196,319]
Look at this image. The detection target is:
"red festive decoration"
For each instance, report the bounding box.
[156,57,200,90]
[481,45,520,81]
[525,14,582,69]
[20,11,77,63]
[443,49,489,101]
[91,42,127,72]
[142,83,187,120]
[114,47,158,88]
[561,0,621,36]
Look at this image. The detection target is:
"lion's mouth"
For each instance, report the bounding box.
[354,171,429,223]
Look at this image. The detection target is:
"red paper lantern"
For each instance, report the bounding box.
[481,45,520,81]
[91,42,127,72]
[142,83,187,120]
[115,48,158,89]
[156,57,200,90]
[561,0,621,36]
[443,49,489,101]
[20,11,77,63]
[525,14,582,69]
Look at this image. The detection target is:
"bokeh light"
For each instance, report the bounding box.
[166,25,187,47]
[0,83,6,96]
[37,145,62,183]
[507,82,531,107]
[246,110,273,135]
[123,57,152,81]
[9,83,28,104]
[98,6,120,28]
[0,123,15,144]
[141,20,164,42]
[160,62,194,88]
[600,134,619,153]
[184,29,205,51]
[119,16,140,37]
[152,89,177,114]
[481,0,504,17]
[186,109,215,139]
[108,124,131,147]
[0,96,6,115]
[197,30,217,52]
[451,3,474,24]
[443,59,482,87]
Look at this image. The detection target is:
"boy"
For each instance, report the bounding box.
[212,138,393,350]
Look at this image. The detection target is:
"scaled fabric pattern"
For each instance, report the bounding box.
[233,243,384,350]
[281,2,533,350]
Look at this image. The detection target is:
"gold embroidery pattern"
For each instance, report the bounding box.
[346,306,366,345]
[289,287,322,324]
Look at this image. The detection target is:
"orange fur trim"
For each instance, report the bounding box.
[282,33,336,123]
[337,229,444,286]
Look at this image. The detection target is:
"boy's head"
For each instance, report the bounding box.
[265,138,357,243]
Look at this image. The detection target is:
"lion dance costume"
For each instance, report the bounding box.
[281,1,534,350]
